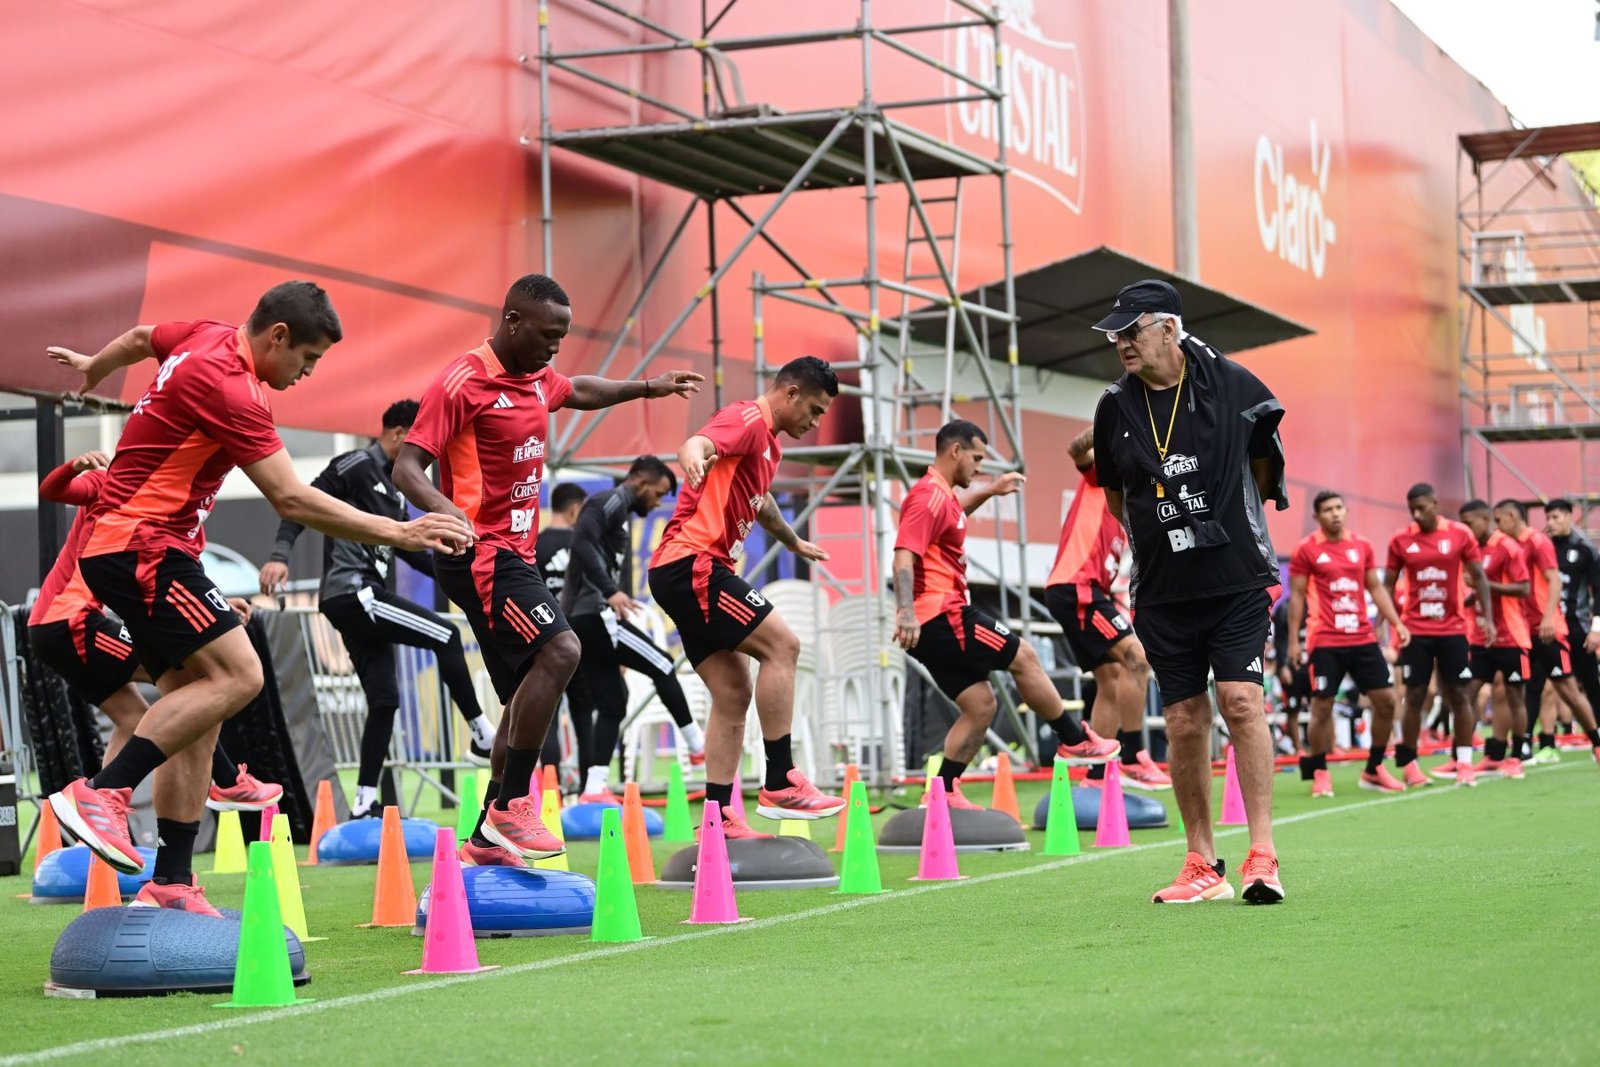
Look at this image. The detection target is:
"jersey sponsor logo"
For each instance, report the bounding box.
[494,392,514,409]
[510,508,535,535]
[1161,453,1200,479]
[1328,577,1360,592]
[513,435,545,462]
[1167,527,1197,553]
[1417,567,1448,582]
[1255,119,1337,280]
[511,475,540,503]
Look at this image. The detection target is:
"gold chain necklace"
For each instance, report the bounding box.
[1142,360,1186,499]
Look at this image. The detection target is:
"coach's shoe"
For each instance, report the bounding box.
[1121,751,1173,791]
[467,739,493,766]
[49,779,144,875]
[481,796,565,860]
[1310,769,1334,798]
[1359,765,1405,793]
[131,877,223,919]
[1401,762,1431,789]
[1429,760,1460,781]
[1056,728,1121,766]
[1152,852,1233,904]
[1239,846,1285,905]
[205,764,285,812]
[708,811,774,841]
[1455,763,1478,788]
[459,839,528,868]
[1499,757,1525,780]
[577,788,624,807]
[756,769,846,820]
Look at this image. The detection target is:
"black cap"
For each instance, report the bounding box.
[1093,279,1183,334]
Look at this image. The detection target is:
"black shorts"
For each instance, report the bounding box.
[906,605,1021,702]
[321,586,465,712]
[1284,664,1313,708]
[79,548,240,682]
[1044,584,1132,671]
[1469,645,1529,687]
[1133,588,1273,706]
[1398,633,1471,688]
[1310,643,1392,697]
[648,555,774,667]
[1527,637,1573,685]
[28,612,140,705]
[436,546,569,703]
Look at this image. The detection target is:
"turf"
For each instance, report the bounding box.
[2,760,1596,1066]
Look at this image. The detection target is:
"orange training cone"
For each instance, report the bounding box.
[304,779,336,866]
[991,751,1022,825]
[622,782,656,885]
[83,852,123,911]
[1220,745,1247,826]
[34,803,65,877]
[361,806,417,927]
[831,764,860,852]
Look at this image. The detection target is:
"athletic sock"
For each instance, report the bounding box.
[938,757,968,793]
[1484,737,1507,761]
[583,766,611,796]
[1516,734,1533,760]
[1587,728,1600,748]
[1307,752,1328,772]
[466,714,495,749]
[1454,745,1475,768]
[1539,732,1557,751]
[1297,754,1316,781]
[1394,743,1418,768]
[470,780,500,846]
[705,780,734,818]
[152,818,200,885]
[1087,762,1107,781]
[1365,749,1385,774]
[89,736,169,792]
[1117,729,1144,760]
[1048,712,1088,748]
[497,748,539,809]
[680,721,706,754]
[354,785,379,814]
[210,746,239,789]
[763,735,796,790]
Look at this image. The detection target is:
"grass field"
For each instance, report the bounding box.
[2,759,1596,1066]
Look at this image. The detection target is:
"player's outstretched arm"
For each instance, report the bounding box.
[46,327,157,394]
[565,370,704,411]
[957,471,1025,516]
[244,449,472,555]
[39,451,110,505]
[891,547,920,649]
[1068,427,1095,469]
[757,493,827,561]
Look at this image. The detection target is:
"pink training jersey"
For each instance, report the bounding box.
[894,469,969,628]
[652,397,781,569]
[29,466,108,628]
[1466,530,1530,650]
[1386,519,1482,638]
[1045,464,1125,598]
[1288,530,1377,652]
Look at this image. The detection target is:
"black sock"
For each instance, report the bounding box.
[470,779,500,846]
[1087,762,1107,781]
[1117,729,1144,760]
[705,781,734,818]
[1394,743,1417,768]
[89,736,169,792]
[1485,737,1507,761]
[1049,713,1088,747]
[1307,752,1328,772]
[1539,732,1557,750]
[497,748,539,809]
[763,735,795,791]
[1365,748,1385,774]
[938,758,968,793]
[1587,728,1600,748]
[210,745,239,789]
[1297,754,1316,780]
[152,818,199,885]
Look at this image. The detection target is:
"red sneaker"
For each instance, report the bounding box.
[705,811,774,841]
[756,769,846,820]
[1152,851,1233,904]
[1499,757,1525,780]
[1428,760,1460,782]
[50,779,143,875]
[1056,728,1120,766]
[1359,765,1405,793]
[1121,751,1172,791]
[1401,762,1430,789]
[687,750,707,768]
[577,789,623,807]
[1239,846,1285,904]
[458,839,528,868]
[131,877,222,919]
[481,796,565,860]
[1469,757,1504,778]
[921,781,983,811]
[205,763,285,812]
[1310,769,1334,798]
[1455,762,1478,788]
[1591,745,1599,768]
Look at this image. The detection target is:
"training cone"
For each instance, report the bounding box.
[218,841,308,1008]
[208,810,248,874]
[362,806,417,928]
[82,853,123,911]
[991,751,1022,825]
[836,781,885,894]
[910,777,963,881]
[534,771,569,872]
[831,764,860,852]
[1220,745,1247,826]
[622,782,657,884]
[777,818,812,840]
[592,807,645,943]
[453,771,480,844]
[1094,761,1132,847]
[684,802,748,925]
[921,754,939,800]
[304,780,336,867]
[257,803,279,843]
[270,815,321,942]
[728,774,747,822]
[408,828,496,974]
[33,803,64,877]
[663,761,694,843]
[1041,759,1082,857]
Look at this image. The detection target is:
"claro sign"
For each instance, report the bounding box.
[1254,120,1338,280]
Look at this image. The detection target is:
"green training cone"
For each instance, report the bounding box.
[662,761,694,843]
[836,781,885,895]
[1041,760,1081,857]
[218,841,310,1008]
[591,807,645,943]
[455,771,480,844]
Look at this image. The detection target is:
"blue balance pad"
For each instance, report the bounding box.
[31,845,157,904]
[413,866,595,938]
[315,817,438,865]
[1032,787,1170,832]
[561,802,661,840]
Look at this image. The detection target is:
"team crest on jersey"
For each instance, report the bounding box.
[992,621,1011,636]
[533,381,546,406]
[1347,548,1360,563]
[745,589,767,608]
[1438,539,1450,553]
[204,588,230,614]
[532,603,555,626]
[514,435,545,462]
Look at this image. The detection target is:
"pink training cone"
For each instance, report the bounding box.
[257,803,279,842]
[1220,745,1247,826]
[1094,760,1131,847]
[684,802,750,925]
[407,828,496,975]
[910,777,963,882]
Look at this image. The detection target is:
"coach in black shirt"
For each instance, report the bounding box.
[1092,279,1288,904]
[1541,499,1600,743]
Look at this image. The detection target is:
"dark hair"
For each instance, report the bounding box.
[382,399,419,430]
[1493,498,1527,520]
[1405,482,1435,501]
[1312,490,1343,512]
[774,356,838,397]
[935,419,988,453]
[550,482,588,513]
[1546,497,1575,514]
[1458,499,1490,517]
[626,454,677,496]
[247,281,342,346]
[506,273,570,309]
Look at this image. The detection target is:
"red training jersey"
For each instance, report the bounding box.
[406,342,573,564]
[893,469,969,627]
[1385,519,1482,637]
[1467,531,1530,650]
[1511,527,1561,637]
[81,322,284,560]
[652,397,781,569]
[1287,530,1377,651]
[29,466,108,628]
[1045,464,1125,597]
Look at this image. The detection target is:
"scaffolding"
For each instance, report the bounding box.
[537,1,1035,784]
[1457,121,1600,520]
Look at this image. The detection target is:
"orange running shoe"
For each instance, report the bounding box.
[481,796,565,860]
[1499,757,1525,780]
[1428,760,1460,782]
[1121,751,1173,791]
[1455,762,1477,787]
[756,769,846,820]
[1310,769,1334,798]
[1469,757,1504,778]
[131,877,223,919]
[577,788,623,807]
[205,763,284,812]
[50,779,143,875]
[1056,728,1120,766]
[1401,762,1430,789]
[1359,765,1405,793]
[1239,845,1285,904]
[1152,852,1233,904]
[705,811,774,841]
[458,839,528,868]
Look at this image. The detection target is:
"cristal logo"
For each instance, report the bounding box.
[1255,120,1337,279]
[946,0,1084,214]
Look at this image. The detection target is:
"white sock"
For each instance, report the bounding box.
[680,721,706,754]
[355,785,378,812]
[584,766,611,796]
[1455,745,1475,768]
[468,714,495,747]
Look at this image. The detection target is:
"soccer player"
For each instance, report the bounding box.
[394,273,702,867]
[1452,500,1530,781]
[1285,490,1409,796]
[1272,597,1312,758]
[259,399,498,818]
[564,456,706,804]
[44,281,471,915]
[1383,483,1494,789]
[1497,499,1600,765]
[535,481,588,774]
[897,420,1119,809]
[1043,428,1168,790]
[1542,498,1600,757]
[647,356,845,839]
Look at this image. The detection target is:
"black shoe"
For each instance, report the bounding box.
[468,739,492,766]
